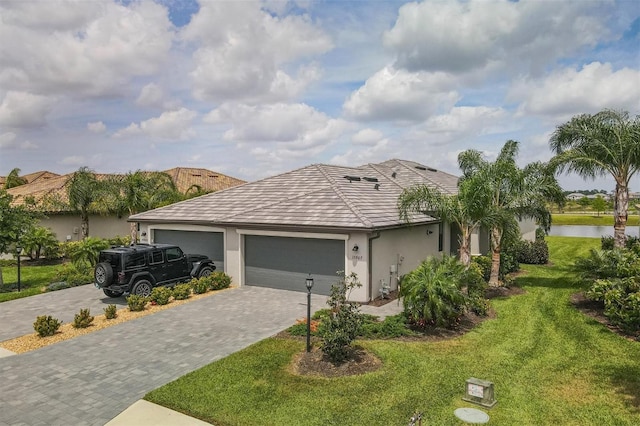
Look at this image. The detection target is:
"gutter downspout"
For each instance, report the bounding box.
[368,231,381,302]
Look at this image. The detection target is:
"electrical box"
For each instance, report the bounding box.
[462,378,497,408]
[390,264,397,273]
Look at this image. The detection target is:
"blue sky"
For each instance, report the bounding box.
[0,0,638,191]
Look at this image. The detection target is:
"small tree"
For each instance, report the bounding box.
[319,272,364,364]
[0,190,39,286]
[21,226,58,260]
[592,196,607,217]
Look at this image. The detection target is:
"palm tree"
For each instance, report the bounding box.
[102,171,182,243]
[398,178,492,266]
[5,168,28,189]
[550,109,640,248]
[66,167,102,239]
[459,140,563,286]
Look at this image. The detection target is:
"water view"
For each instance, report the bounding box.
[549,225,640,238]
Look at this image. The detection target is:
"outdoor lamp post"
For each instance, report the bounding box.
[305,276,314,353]
[15,244,22,292]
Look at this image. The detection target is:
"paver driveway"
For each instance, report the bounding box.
[0,286,327,426]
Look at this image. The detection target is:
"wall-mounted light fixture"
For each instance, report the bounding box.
[352,244,359,252]
[426,229,433,235]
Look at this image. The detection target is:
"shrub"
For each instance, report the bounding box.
[104,304,118,319]
[190,278,209,294]
[126,294,148,312]
[73,308,94,328]
[576,248,640,281]
[46,281,71,292]
[172,283,192,300]
[21,226,59,260]
[604,286,640,333]
[68,237,109,269]
[535,227,546,241]
[464,264,490,316]
[360,313,416,338]
[150,287,172,305]
[106,235,131,246]
[209,272,232,290]
[601,235,640,250]
[33,315,62,337]
[472,256,491,282]
[288,318,321,336]
[400,255,467,328]
[516,239,549,265]
[318,272,364,364]
[51,263,92,288]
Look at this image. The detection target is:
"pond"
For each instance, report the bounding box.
[549,225,640,238]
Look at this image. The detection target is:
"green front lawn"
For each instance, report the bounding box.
[0,262,63,302]
[552,213,640,226]
[146,236,640,425]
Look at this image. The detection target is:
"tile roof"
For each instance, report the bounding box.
[0,171,60,187]
[130,159,460,231]
[6,168,245,211]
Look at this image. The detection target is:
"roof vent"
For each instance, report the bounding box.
[427,167,437,172]
[343,175,361,182]
[374,184,380,190]
[191,174,202,177]
[363,177,379,182]
[391,172,397,178]
[414,165,427,171]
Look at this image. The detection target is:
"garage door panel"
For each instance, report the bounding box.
[154,230,225,271]
[245,235,344,295]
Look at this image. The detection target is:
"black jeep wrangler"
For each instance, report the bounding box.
[94,243,216,298]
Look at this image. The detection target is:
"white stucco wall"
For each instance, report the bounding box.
[519,217,537,241]
[369,223,442,302]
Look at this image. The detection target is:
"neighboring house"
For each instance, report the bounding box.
[130,159,465,302]
[0,170,60,188]
[6,168,246,242]
[566,192,587,201]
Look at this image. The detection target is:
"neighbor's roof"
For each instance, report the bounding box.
[0,170,60,187]
[6,168,245,211]
[130,159,459,231]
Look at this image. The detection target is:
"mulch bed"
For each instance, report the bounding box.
[570,292,639,342]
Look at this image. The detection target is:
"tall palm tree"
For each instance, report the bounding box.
[102,171,182,243]
[5,168,28,189]
[398,177,493,266]
[550,109,640,248]
[459,140,563,286]
[66,167,102,239]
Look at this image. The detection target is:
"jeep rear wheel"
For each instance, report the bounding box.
[95,263,113,286]
[132,280,153,297]
[103,288,124,298]
[198,266,214,278]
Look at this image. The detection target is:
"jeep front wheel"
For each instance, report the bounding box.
[103,288,124,298]
[132,280,153,297]
[95,263,113,286]
[198,266,214,278]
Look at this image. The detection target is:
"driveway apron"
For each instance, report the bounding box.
[0,286,327,426]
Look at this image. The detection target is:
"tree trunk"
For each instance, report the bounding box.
[613,183,628,249]
[459,227,471,267]
[130,222,138,245]
[81,211,89,239]
[489,226,502,287]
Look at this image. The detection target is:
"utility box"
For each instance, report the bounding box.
[462,378,497,408]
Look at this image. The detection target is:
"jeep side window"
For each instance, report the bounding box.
[124,252,146,270]
[149,250,163,265]
[165,247,183,262]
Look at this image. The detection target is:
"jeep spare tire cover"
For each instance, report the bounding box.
[95,262,114,286]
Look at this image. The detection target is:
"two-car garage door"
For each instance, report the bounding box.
[244,235,345,295]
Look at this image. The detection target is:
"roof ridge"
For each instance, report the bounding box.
[392,159,451,193]
[316,164,373,228]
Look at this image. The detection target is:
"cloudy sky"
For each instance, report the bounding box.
[0,0,638,191]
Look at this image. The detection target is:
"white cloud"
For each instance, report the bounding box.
[343,66,460,122]
[351,128,384,146]
[115,108,197,141]
[87,121,106,133]
[383,0,608,75]
[0,0,174,97]
[207,103,345,147]
[509,62,640,117]
[0,91,55,128]
[60,155,86,166]
[0,132,17,148]
[136,83,165,107]
[183,1,332,103]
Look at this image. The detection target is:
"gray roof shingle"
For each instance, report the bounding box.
[130,159,459,231]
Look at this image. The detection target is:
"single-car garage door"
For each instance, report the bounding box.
[245,235,344,295]
[153,229,225,271]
